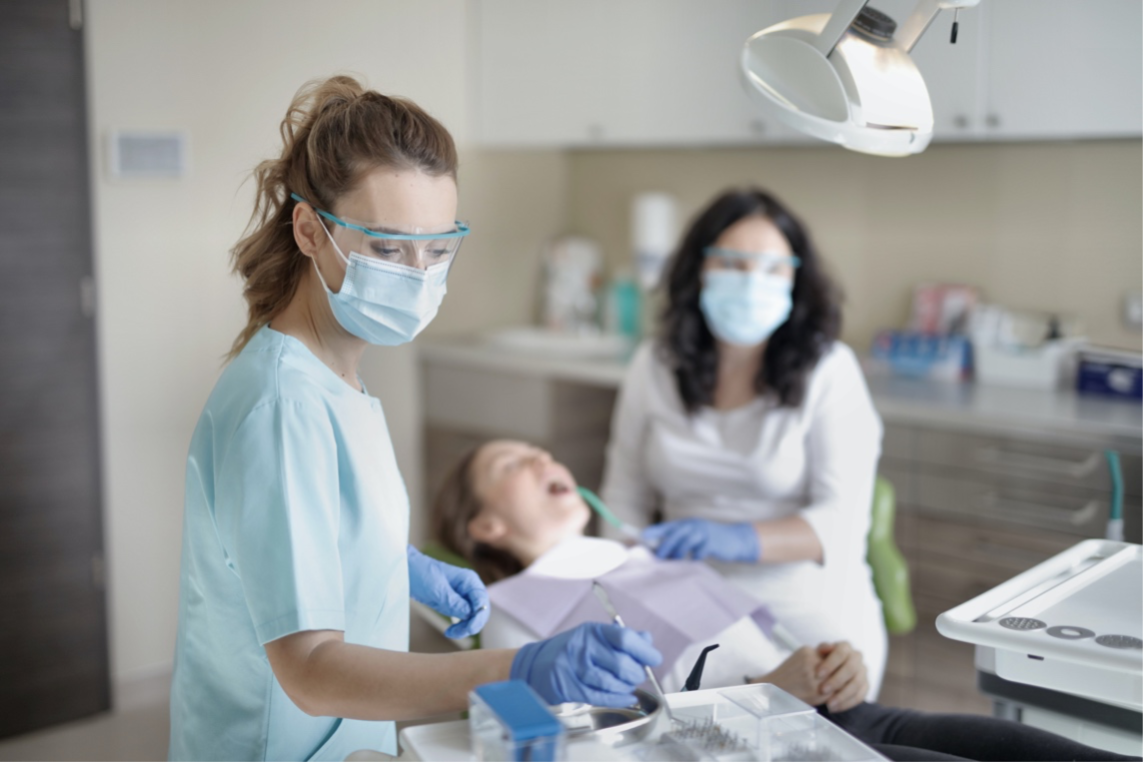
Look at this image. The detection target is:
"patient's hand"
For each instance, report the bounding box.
[751,641,867,713]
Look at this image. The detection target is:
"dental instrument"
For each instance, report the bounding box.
[591,581,676,722]
[1105,450,1124,542]
[681,644,719,692]
[578,487,644,543]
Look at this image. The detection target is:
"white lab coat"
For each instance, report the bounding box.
[600,340,887,697]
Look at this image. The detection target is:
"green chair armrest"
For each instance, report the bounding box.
[421,540,474,572]
[868,476,917,635]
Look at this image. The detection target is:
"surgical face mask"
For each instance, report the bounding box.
[314,223,450,346]
[699,270,793,346]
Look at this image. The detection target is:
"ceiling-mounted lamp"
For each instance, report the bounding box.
[741,0,981,157]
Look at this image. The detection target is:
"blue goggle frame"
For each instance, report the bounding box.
[290,193,470,240]
[703,246,802,269]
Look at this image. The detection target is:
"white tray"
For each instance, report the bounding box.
[936,540,1142,708]
[399,685,885,762]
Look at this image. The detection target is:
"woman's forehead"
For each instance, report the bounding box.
[336,167,457,232]
[716,215,790,253]
[473,440,530,476]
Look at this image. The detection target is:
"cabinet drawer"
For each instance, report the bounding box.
[882,424,918,463]
[916,474,1109,537]
[917,428,1142,496]
[912,514,1080,576]
[878,463,917,508]
[911,554,1020,606]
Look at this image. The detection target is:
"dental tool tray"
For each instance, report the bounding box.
[936,540,1142,709]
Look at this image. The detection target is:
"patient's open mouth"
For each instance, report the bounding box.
[547,479,572,496]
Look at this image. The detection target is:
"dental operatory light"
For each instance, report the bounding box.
[741,0,981,157]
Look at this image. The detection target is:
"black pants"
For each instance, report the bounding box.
[822,702,1141,762]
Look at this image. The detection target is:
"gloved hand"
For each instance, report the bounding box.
[642,518,760,562]
[407,545,490,639]
[511,623,662,707]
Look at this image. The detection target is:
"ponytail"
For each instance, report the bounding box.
[226,75,458,360]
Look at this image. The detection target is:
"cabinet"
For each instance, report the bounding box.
[473,0,1142,147]
[878,423,1143,715]
[474,0,810,147]
[980,0,1143,140]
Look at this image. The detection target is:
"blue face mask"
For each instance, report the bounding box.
[699,270,793,346]
[315,226,449,346]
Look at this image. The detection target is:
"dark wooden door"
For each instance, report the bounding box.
[0,0,110,738]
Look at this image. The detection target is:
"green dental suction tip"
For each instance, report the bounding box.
[577,486,643,542]
[577,486,624,528]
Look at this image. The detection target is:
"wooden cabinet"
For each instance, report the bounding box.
[472,0,1142,148]
[878,423,1143,715]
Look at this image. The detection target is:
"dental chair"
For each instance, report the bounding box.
[415,475,917,649]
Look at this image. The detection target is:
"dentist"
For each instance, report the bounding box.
[600,187,886,697]
[168,76,659,762]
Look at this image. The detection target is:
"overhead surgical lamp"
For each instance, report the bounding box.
[741,0,980,156]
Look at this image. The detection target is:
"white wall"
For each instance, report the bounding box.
[85,0,563,687]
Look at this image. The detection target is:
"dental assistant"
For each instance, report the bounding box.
[600,187,887,697]
[168,76,658,762]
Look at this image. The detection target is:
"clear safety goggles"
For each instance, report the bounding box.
[292,193,470,270]
[703,247,801,276]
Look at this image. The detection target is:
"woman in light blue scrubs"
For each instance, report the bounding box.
[168,76,661,762]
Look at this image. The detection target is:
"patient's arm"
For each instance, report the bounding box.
[749,642,867,712]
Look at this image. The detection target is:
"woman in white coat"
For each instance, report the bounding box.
[600,187,888,696]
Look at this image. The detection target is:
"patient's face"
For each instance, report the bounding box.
[469,440,591,551]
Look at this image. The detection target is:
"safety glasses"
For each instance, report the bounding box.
[291,193,470,270]
[703,247,801,276]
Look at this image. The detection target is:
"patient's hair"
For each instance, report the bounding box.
[431,445,525,585]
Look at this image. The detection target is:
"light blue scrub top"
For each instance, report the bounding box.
[169,326,410,761]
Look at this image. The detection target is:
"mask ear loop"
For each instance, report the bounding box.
[312,218,350,294]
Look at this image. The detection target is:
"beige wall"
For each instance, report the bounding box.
[566,141,1144,352]
[86,0,560,686]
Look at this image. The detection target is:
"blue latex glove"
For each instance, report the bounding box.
[407,545,490,639]
[642,519,760,562]
[511,623,662,707]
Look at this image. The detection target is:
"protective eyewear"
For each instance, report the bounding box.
[291,193,470,270]
[703,247,801,276]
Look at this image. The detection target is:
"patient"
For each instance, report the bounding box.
[432,439,1139,762]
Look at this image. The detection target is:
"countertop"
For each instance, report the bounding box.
[418,338,1143,449]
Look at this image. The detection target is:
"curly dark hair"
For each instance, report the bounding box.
[659,187,841,411]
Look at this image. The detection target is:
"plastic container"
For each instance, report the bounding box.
[604,275,643,342]
[756,712,888,762]
[974,339,1082,391]
[636,685,886,762]
[469,681,566,762]
[868,331,971,381]
[718,683,816,752]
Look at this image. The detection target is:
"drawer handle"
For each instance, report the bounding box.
[974,447,1101,479]
[977,492,1100,527]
